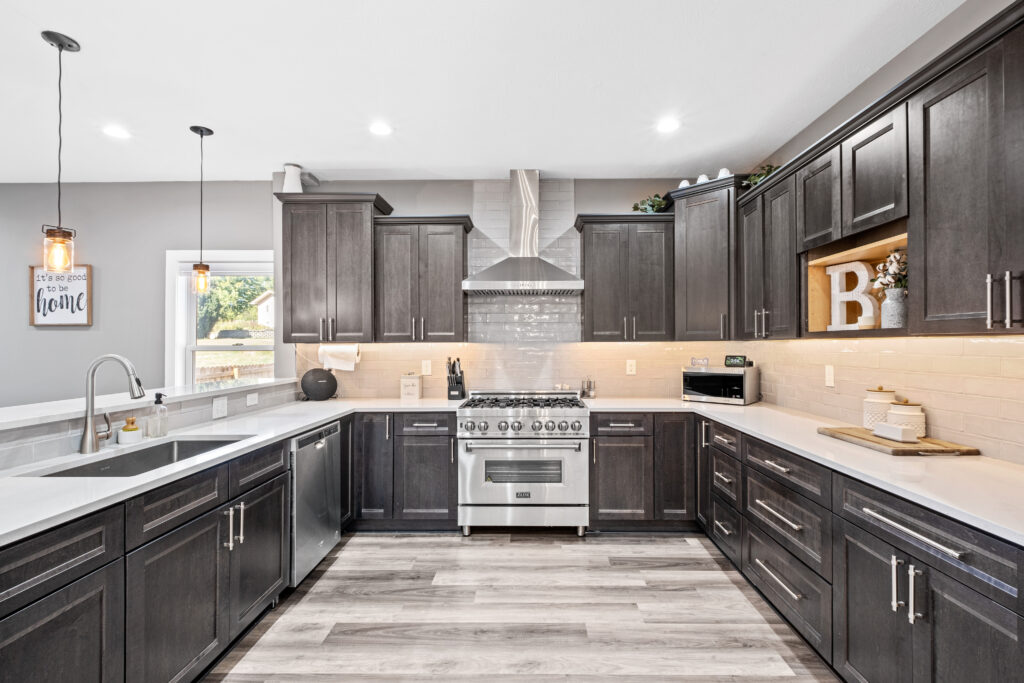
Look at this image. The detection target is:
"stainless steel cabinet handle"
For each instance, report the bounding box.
[385,414,390,440]
[713,471,733,485]
[701,420,709,448]
[762,308,769,338]
[623,317,628,339]
[754,499,804,531]
[908,564,923,624]
[593,440,596,465]
[327,317,335,340]
[753,309,760,339]
[236,502,246,544]
[411,316,417,340]
[420,317,425,340]
[1006,271,1013,329]
[319,317,327,341]
[890,555,906,612]
[450,437,454,464]
[632,316,636,340]
[987,274,994,329]
[412,423,438,428]
[720,313,727,340]
[713,434,734,447]
[760,458,791,474]
[608,422,635,428]
[861,507,965,560]
[713,520,733,537]
[223,507,235,551]
[754,558,802,601]
[467,442,583,452]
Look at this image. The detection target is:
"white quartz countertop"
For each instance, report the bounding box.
[2,396,1022,549]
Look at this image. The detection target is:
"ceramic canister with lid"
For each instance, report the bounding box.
[887,399,927,438]
[863,386,897,429]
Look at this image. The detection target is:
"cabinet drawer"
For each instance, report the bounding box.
[743,523,832,663]
[708,422,740,455]
[126,465,229,550]
[592,413,653,436]
[229,441,287,498]
[0,505,124,620]
[743,436,831,508]
[834,474,1021,613]
[709,494,742,566]
[710,447,742,508]
[745,469,832,578]
[395,412,455,436]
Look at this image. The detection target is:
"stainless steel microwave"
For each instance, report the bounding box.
[682,366,760,405]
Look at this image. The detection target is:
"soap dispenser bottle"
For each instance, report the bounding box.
[147,393,168,438]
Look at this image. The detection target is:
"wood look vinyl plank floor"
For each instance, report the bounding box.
[204,533,838,682]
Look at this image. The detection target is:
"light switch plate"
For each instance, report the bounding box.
[824,364,835,388]
[246,392,259,407]
[421,360,432,376]
[626,360,637,376]
[212,396,228,419]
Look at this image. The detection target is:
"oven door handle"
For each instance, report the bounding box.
[464,442,583,452]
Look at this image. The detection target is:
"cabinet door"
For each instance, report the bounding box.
[908,45,1003,334]
[796,147,842,251]
[833,516,913,683]
[590,436,654,521]
[653,414,694,521]
[997,26,1024,328]
[355,413,393,520]
[696,419,710,528]
[583,224,629,341]
[281,203,328,343]
[842,105,909,236]
[374,224,419,342]
[229,474,289,638]
[326,203,374,342]
[126,506,231,683]
[339,416,355,530]
[419,224,465,342]
[911,564,1023,682]
[0,560,124,683]
[627,222,674,340]
[737,196,764,340]
[675,188,732,340]
[763,175,799,339]
[393,435,457,520]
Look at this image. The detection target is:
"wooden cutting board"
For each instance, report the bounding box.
[817,426,980,456]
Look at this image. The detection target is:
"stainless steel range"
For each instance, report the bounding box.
[457,391,590,536]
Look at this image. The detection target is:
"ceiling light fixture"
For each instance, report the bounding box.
[102,124,132,139]
[656,116,680,134]
[369,121,393,136]
[40,30,81,273]
[189,125,214,294]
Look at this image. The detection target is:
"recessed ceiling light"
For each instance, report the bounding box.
[369,121,393,136]
[102,124,131,139]
[656,117,680,134]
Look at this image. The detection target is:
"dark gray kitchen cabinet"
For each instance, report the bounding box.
[590,436,655,521]
[278,193,393,343]
[0,560,124,683]
[355,413,394,519]
[737,196,764,340]
[695,418,711,528]
[393,435,457,520]
[841,104,909,236]
[577,215,674,341]
[339,416,355,530]
[653,413,694,521]
[795,147,842,252]
[374,217,472,343]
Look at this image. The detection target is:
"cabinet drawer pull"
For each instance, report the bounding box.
[420,317,425,340]
[701,420,709,448]
[236,502,246,544]
[713,434,734,447]
[754,499,804,532]
[319,317,327,342]
[890,554,906,612]
[762,308,769,338]
[908,564,924,624]
[760,458,791,474]
[450,437,454,464]
[713,471,733,485]
[327,317,335,340]
[223,507,235,551]
[632,316,636,340]
[713,520,733,537]
[623,317,628,339]
[986,274,994,329]
[753,309,760,339]
[861,507,964,560]
[608,422,636,428]
[720,313,727,340]
[385,415,390,440]
[754,558,802,601]
[1006,271,1013,329]
[412,423,439,428]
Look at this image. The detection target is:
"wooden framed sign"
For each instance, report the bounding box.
[30,265,93,326]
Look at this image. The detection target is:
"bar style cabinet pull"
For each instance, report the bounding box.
[592,440,596,465]
[713,471,733,485]
[623,317,628,340]
[986,273,994,329]
[760,458,791,475]
[861,507,965,560]
[327,317,335,340]
[762,308,769,338]
[632,316,636,340]
[701,420,709,448]
[720,313,727,340]
[753,309,761,338]
[713,520,733,537]
[754,558,802,601]
[420,317,425,341]
[713,434,734,447]
[450,437,454,464]
[236,502,246,544]
[223,507,235,551]
[908,564,923,624]
[608,422,635,428]
[412,423,438,428]
[385,414,390,440]
[319,317,327,342]
[754,499,804,531]
[890,555,905,612]
[1006,271,1014,329]
[412,316,417,340]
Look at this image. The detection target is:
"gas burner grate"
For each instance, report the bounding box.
[459,395,587,410]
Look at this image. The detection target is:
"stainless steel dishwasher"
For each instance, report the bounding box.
[289,421,342,586]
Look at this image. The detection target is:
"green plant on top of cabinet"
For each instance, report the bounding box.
[576,214,675,341]
[374,217,473,343]
[278,193,393,343]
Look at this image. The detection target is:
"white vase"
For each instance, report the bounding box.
[863,386,896,429]
[282,164,303,193]
[881,287,907,329]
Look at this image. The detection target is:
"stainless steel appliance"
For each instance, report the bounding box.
[682,366,760,405]
[289,421,341,586]
[457,391,590,536]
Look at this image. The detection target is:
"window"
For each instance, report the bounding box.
[165,251,276,386]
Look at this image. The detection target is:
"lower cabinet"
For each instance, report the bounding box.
[708,494,742,566]
[696,418,711,528]
[0,559,125,683]
[339,415,355,529]
[393,435,457,520]
[653,413,695,521]
[356,413,394,519]
[590,435,655,522]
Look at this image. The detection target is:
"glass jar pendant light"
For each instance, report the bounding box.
[190,125,214,293]
[41,31,80,272]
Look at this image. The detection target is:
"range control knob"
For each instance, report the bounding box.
[478,421,489,432]
[464,421,476,432]
[531,420,543,432]
[511,421,523,432]
[570,420,583,432]
[497,421,509,432]
[544,420,556,431]
[557,421,569,432]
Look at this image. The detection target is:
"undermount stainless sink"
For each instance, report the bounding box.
[43,439,239,477]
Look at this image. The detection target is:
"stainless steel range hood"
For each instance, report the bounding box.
[462,169,583,296]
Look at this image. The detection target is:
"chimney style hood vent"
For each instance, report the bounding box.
[462,170,583,296]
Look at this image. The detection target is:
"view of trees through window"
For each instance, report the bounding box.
[193,274,274,383]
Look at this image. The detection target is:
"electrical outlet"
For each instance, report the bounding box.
[824,364,835,388]
[212,396,228,419]
[421,360,432,376]
[626,359,637,376]
[246,392,259,407]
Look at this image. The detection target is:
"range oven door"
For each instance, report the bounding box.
[458,438,588,506]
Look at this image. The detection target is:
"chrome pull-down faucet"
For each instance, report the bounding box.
[80,354,146,454]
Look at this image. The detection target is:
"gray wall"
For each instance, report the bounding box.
[0,181,272,406]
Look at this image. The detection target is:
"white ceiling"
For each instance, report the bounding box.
[2,0,964,183]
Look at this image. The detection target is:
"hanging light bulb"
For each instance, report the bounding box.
[40,31,80,272]
[189,125,214,293]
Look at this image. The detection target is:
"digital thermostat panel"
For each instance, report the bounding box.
[724,355,748,367]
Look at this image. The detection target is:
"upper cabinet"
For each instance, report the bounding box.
[373,217,473,343]
[576,214,674,342]
[795,147,842,252]
[278,193,393,343]
[841,104,909,236]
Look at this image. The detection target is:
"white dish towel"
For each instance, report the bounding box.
[318,344,361,372]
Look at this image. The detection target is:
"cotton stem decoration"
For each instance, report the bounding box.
[872,250,908,290]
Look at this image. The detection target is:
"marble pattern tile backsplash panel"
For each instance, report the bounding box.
[296,336,1024,465]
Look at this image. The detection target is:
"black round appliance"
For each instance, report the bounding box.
[301,368,338,401]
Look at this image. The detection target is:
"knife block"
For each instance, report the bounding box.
[448,379,466,400]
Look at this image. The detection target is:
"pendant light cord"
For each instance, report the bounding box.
[56,45,63,227]
[199,132,204,263]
